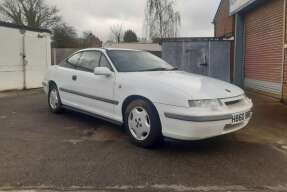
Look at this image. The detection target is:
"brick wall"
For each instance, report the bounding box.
[283,0,287,102]
[214,0,235,37]
[283,51,287,102]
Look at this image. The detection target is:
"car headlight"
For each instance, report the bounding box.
[188,99,223,109]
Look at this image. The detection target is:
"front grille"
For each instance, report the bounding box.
[245,111,252,119]
[224,122,244,131]
[225,99,241,106]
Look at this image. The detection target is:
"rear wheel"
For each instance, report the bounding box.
[48,83,62,113]
[124,99,162,148]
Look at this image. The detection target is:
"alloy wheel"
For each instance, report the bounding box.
[49,89,59,110]
[128,107,151,141]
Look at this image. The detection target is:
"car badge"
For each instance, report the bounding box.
[225,89,231,93]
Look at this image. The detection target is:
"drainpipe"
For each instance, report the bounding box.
[233,14,245,88]
[281,0,286,102]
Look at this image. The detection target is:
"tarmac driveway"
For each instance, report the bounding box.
[0,90,287,192]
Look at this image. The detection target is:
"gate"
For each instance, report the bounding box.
[25,32,51,89]
[161,38,231,82]
[0,22,51,91]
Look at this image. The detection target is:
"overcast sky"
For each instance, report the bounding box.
[46,0,221,41]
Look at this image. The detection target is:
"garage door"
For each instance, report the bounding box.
[0,27,24,90]
[25,31,51,89]
[244,0,284,96]
[0,25,51,91]
[161,40,231,82]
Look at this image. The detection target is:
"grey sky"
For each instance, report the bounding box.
[46,0,221,41]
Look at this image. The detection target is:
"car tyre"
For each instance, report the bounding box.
[124,99,162,148]
[48,83,62,113]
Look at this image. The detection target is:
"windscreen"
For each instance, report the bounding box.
[107,50,176,72]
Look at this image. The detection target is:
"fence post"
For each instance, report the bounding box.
[52,48,57,65]
[20,29,26,90]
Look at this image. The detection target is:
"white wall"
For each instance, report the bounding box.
[0,26,51,91]
[25,31,51,89]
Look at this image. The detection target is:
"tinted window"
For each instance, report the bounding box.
[107,50,175,72]
[99,54,113,71]
[60,52,82,69]
[77,51,101,72]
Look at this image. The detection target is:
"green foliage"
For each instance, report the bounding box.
[123,30,138,42]
[80,31,102,48]
[52,23,78,48]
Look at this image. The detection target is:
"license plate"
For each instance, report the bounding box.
[232,112,247,124]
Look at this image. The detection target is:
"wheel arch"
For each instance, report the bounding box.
[48,80,57,90]
[122,95,163,147]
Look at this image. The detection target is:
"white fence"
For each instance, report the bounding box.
[0,26,51,91]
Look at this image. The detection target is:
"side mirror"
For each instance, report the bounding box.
[94,67,113,77]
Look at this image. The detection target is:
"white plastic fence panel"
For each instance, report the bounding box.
[0,27,23,90]
[25,31,50,89]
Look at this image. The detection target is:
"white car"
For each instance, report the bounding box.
[43,48,253,147]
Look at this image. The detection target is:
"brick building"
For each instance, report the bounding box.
[213,0,235,38]
[213,0,287,102]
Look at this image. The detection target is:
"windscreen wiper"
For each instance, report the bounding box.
[141,67,178,72]
[169,67,178,71]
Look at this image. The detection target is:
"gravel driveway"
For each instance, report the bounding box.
[0,90,287,192]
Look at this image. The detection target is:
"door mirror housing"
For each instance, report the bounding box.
[94,67,113,76]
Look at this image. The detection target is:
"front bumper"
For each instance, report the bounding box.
[155,101,253,141]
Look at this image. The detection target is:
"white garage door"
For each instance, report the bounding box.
[0,26,51,91]
[0,27,24,90]
[25,32,50,89]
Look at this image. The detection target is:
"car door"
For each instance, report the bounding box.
[57,52,83,108]
[72,51,116,119]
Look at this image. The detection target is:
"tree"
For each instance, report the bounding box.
[81,31,102,48]
[52,23,78,48]
[0,0,61,29]
[123,30,138,42]
[81,31,94,47]
[144,0,181,39]
[110,24,123,43]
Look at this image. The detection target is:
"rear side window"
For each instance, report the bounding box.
[67,53,82,65]
[60,52,82,69]
[77,51,101,72]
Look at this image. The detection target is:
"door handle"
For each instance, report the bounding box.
[200,63,208,66]
[72,75,77,81]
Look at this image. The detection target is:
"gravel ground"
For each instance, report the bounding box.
[0,90,287,192]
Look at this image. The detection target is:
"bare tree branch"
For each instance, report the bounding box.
[0,0,61,29]
[110,24,123,43]
[144,0,181,40]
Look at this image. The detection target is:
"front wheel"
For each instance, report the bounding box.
[124,99,162,148]
[48,84,62,113]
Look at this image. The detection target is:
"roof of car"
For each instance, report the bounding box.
[79,48,142,52]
